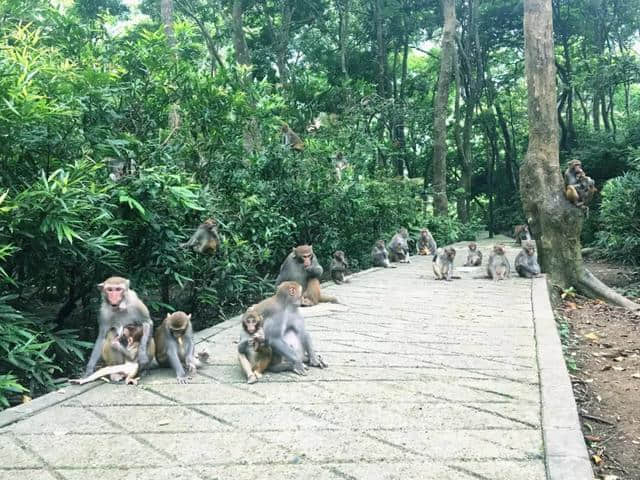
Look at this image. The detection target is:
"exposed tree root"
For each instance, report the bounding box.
[578,268,640,311]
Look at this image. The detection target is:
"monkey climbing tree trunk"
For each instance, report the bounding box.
[520,0,639,311]
[431,0,456,216]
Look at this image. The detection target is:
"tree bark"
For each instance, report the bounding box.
[161,0,180,132]
[520,0,638,311]
[337,0,350,78]
[374,0,387,97]
[232,0,251,66]
[432,0,456,216]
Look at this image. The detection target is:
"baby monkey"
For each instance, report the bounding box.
[463,242,482,266]
[237,307,272,384]
[433,247,456,281]
[71,324,144,385]
[487,245,511,281]
[515,241,541,278]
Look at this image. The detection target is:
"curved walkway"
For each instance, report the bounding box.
[0,236,592,480]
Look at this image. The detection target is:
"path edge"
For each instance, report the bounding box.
[532,276,593,480]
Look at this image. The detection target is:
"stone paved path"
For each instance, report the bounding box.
[0,236,592,480]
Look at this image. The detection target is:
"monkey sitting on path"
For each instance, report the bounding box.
[433,247,456,281]
[514,241,541,278]
[487,245,510,281]
[330,251,349,284]
[417,229,437,256]
[237,307,272,384]
[463,242,482,266]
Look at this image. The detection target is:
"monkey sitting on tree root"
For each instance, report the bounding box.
[237,307,272,384]
[71,324,145,385]
[487,245,511,281]
[154,311,204,384]
[252,281,328,375]
[433,247,457,281]
[463,242,482,266]
[330,250,349,284]
[181,218,219,255]
[275,245,338,306]
[514,241,541,278]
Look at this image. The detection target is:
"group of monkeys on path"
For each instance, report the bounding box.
[70,224,542,386]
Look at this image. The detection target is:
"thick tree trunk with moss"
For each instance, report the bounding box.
[432,0,456,216]
[520,0,639,311]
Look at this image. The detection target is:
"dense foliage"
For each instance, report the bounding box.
[0,0,639,405]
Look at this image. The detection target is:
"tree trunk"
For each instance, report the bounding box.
[337,0,350,78]
[232,0,251,66]
[432,0,456,216]
[374,0,387,97]
[520,0,639,311]
[161,0,180,132]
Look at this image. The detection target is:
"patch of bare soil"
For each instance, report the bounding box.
[554,261,640,480]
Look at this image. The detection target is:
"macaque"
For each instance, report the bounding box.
[515,241,541,278]
[106,157,136,182]
[513,224,531,245]
[85,277,154,377]
[330,250,349,284]
[417,229,437,256]
[487,245,511,281]
[275,245,338,306]
[237,307,272,384]
[333,153,349,181]
[433,247,456,281]
[388,228,411,263]
[154,311,200,384]
[253,281,327,375]
[181,218,219,255]
[71,324,144,385]
[564,159,596,207]
[281,123,304,152]
[463,242,483,266]
[371,240,394,268]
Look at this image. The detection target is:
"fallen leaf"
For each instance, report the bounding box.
[566,301,577,310]
[602,475,620,480]
[158,420,171,426]
[585,332,599,340]
[632,373,640,379]
[601,365,612,371]
[613,356,624,362]
[612,366,625,371]
[592,454,603,465]
[21,395,32,403]
[584,435,601,442]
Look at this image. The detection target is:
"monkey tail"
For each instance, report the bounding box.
[319,294,339,304]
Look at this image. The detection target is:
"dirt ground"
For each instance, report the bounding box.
[554,260,640,480]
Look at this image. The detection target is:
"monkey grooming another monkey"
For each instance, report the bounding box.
[487,245,511,281]
[515,241,541,278]
[72,324,144,385]
[281,123,305,152]
[85,277,154,378]
[253,281,327,375]
[463,242,482,266]
[372,240,395,268]
[388,228,411,263]
[154,311,200,384]
[275,245,338,306]
[330,250,349,284]
[433,247,456,281]
[237,307,272,384]
[181,218,219,254]
[417,229,437,256]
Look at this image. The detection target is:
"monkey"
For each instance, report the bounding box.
[417,229,437,256]
[463,242,483,266]
[513,224,531,245]
[573,172,597,208]
[333,153,349,181]
[564,159,587,206]
[253,281,327,375]
[329,250,349,284]
[237,307,272,384]
[514,241,541,278]
[371,240,395,268]
[388,228,411,263]
[487,245,511,281]
[432,247,456,281]
[281,123,305,152]
[181,218,219,255]
[275,245,338,306]
[85,277,154,377]
[154,311,200,384]
[72,324,144,385]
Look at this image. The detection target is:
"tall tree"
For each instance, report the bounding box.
[431,0,456,216]
[232,0,251,66]
[520,0,638,310]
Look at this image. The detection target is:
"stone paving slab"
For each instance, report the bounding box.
[0,236,592,479]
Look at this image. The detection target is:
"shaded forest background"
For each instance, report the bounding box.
[0,0,639,404]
